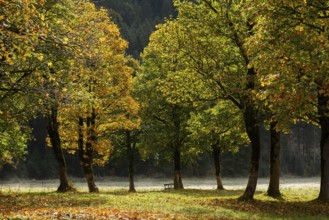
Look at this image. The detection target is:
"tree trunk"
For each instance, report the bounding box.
[78,116,99,193]
[127,131,136,192]
[239,104,260,201]
[172,106,184,189]
[267,120,281,198]
[174,148,184,189]
[46,105,73,192]
[211,142,224,190]
[238,65,261,201]
[317,93,329,201]
[82,163,99,193]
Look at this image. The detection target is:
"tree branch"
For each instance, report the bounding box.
[153,115,167,125]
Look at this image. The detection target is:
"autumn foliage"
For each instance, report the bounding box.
[1,0,329,209]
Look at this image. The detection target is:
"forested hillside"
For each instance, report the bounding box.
[94,0,176,57]
[0,0,323,190]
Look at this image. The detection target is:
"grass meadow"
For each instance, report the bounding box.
[0,177,328,219]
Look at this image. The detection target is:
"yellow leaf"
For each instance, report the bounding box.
[63,37,69,44]
[37,54,44,61]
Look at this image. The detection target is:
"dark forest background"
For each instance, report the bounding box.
[0,0,320,180]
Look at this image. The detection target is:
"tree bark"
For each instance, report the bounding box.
[127,131,136,192]
[174,148,184,189]
[239,66,261,201]
[239,104,260,201]
[211,142,224,190]
[82,164,98,193]
[267,120,281,198]
[46,105,73,192]
[317,93,329,201]
[172,106,184,189]
[78,116,99,193]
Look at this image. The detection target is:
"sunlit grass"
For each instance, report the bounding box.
[0,186,328,219]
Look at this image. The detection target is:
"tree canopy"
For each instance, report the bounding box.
[1,0,328,202]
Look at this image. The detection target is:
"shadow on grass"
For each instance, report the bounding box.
[210,197,329,218]
[101,190,131,196]
[162,188,251,198]
[159,189,329,219]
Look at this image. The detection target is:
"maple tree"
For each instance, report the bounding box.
[39,0,80,192]
[134,90,190,189]
[187,101,248,190]
[125,57,141,192]
[247,0,329,201]
[137,34,194,189]
[57,2,139,192]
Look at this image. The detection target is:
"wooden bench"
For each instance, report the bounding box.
[164,183,174,190]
